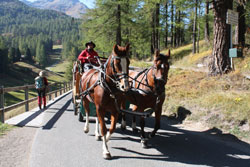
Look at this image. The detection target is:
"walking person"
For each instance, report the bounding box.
[35,71,48,109]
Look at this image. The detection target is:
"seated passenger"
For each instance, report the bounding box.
[78,41,99,72]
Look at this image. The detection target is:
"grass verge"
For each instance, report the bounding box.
[0,123,13,136]
[163,68,250,142]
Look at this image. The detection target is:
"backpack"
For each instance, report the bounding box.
[35,76,45,90]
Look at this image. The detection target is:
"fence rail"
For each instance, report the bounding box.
[0,82,72,123]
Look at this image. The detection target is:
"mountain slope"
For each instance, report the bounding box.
[20,0,88,18]
[0,0,79,39]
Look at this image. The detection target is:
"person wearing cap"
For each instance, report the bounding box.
[35,71,48,109]
[77,41,99,72]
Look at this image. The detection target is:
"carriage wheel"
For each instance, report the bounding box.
[74,103,78,115]
[71,94,74,103]
[78,111,84,122]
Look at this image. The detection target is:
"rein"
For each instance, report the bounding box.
[79,54,128,99]
[131,65,167,95]
[120,65,167,118]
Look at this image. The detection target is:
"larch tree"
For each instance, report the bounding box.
[209,0,233,75]
[192,0,198,54]
[205,0,210,42]
[235,0,247,46]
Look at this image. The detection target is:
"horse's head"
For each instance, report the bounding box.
[152,49,170,95]
[106,44,130,92]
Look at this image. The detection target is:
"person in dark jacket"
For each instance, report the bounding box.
[35,71,48,109]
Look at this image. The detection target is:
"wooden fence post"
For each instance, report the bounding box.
[60,83,62,95]
[55,83,57,98]
[25,85,29,112]
[49,84,52,101]
[0,86,5,123]
[63,82,66,93]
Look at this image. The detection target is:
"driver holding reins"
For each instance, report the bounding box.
[78,41,99,72]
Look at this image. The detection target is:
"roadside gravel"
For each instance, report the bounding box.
[0,127,37,167]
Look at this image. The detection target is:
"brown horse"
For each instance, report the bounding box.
[79,44,130,159]
[72,60,83,115]
[121,49,170,148]
[73,60,82,97]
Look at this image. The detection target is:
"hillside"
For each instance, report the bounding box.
[0,0,80,39]
[130,40,250,143]
[19,0,88,18]
[0,46,67,88]
[0,45,69,109]
[159,42,250,143]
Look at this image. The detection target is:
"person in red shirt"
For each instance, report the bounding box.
[78,41,99,71]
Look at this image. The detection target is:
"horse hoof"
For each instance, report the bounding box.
[95,136,101,141]
[141,142,148,149]
[84,129,89,133]
[141,139,148,149]
[121,125,126,131]
[148,133,153,139]
[132,128,138,134]
[103,153,112,160]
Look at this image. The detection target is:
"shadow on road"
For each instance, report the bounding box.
[112,113,250,167]
[16,92,71,127]
[42,99,71,130]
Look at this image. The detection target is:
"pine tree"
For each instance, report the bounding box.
[209,0,233,75]
[14,48,21,62]
[25,47,32,62]
[0,37,9,73]
[8,47,15,64]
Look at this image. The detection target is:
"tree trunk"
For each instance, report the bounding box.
[209,0,233,75]
[205,0,210,42]
[192,0,197,54]
[197,1,201,53]
[116,4,122,45]
[151,9,156,55]
[181,28,185,45]
[177,10,181,46]
[174,10,177,47]
[165,1,168,48]
[155,3,160,50]
[235,2,246,46]
[124,0,130,45]
[170,0,174,47]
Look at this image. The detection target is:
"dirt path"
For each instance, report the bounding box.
[0,127,37,167]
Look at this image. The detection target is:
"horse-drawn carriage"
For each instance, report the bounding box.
[72,56,108,121]
[72,60,81,116]
[72,44,170,159]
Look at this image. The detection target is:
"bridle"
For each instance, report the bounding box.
[131,58,169,96]
[152,64,168,86]
[78,53,129,99]
[109,54,129,83]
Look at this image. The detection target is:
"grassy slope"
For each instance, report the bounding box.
[161,41,250,142]
[0,46,70,134]
[0,46,68,107]
[131,40,250,142]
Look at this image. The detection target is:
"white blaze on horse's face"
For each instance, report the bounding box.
[152,50,170,95]
[120,57,129,91]
[154,62,166,81]
[112,44,130,92]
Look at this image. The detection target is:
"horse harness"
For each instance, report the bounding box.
[131,65,167,96]
[121,65,167,118]
[78,54,128,104]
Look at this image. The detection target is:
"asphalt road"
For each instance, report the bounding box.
[28,92,250,167]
